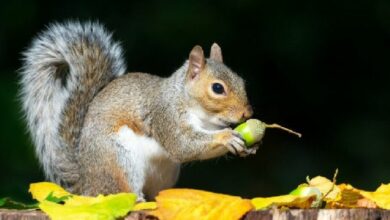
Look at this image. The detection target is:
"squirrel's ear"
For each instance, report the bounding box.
[210,43,223,63]
[188,45,205,80]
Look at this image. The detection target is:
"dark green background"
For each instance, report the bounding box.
[1,0,389,202]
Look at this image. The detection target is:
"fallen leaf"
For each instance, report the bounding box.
[325,184,363,208]
[29,182,137,220]
[360,183,390,209]
[39,193,136,220]
[29,182,71,202]
[150,188,253,220]
[45,192,73,203]
[0,197,38,210]
[308,176,341,202]
[252,194,316,210]
[356,198,377,208]
[133,202,157,211]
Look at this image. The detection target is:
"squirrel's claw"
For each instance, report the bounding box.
[223,130,251,157]
[245,144,259,155]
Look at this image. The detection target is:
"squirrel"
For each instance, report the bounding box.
[19,21,255,200]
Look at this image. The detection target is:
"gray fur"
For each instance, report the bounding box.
[19,21,126,188]
[19,21,252,198]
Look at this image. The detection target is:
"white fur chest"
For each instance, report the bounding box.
[114,125,179,199]
[187,108,225,132]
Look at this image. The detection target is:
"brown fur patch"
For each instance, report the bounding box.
[211,130,231,148]
[109,161,132,193]
[112,113,144,135]
[78,151,134,196]
[189,67,247,121]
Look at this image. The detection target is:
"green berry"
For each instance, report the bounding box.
[234,119,265,147]
[234,119,302,148]
[290,186,322,207]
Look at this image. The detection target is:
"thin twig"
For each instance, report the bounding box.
[264,123,302,138]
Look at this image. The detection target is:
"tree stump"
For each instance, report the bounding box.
[0,209,48,220]
[1,208,390,219]
[245,209,390,220]
[0,209,151,220]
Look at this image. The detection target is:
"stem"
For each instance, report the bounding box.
[264,123,302,138]
[321,168,339,201]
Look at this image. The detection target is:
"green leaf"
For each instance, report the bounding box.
[45,191,72,203]
[0,197,38,210]
[29,182,138,219]
[29,182,72,202]
[39,193,137,220]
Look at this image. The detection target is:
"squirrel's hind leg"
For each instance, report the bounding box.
[77,151,134,197]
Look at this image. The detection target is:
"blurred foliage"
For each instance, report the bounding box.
[0,0,389,201]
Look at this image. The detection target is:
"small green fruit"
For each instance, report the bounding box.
[290,186,322,207]
[234,119,265,147]
[290,186,321,198]
[234,119,302,148]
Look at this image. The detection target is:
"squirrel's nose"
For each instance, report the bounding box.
[241,105,253,121]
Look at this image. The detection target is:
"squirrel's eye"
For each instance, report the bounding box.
[212,83,225,95]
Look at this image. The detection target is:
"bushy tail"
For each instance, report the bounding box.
[19,21,126,189]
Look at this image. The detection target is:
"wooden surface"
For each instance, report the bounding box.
[0,209,48,220]
[0,209,154,220]
[245,209,390,220]
[1,208,390,219]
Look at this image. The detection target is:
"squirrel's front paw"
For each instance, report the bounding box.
[214,130,253,157]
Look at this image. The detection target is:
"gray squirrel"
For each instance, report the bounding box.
[20,21,255,200]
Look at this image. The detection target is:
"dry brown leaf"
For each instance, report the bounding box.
[360,183,390,209]
[325,184,361,208]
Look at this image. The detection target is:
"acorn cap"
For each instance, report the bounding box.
[234,119,265,147]
[246,119,266,143]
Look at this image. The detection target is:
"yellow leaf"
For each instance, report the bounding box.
[308,176,341,202]
[325,184,363,208]
[39,193,137,220]
[39,200,112,220]
[65,194,106,206]
[133,202,157,211]
[29,182,71,202]
[29,182,137,220]
[150,188,253,220]
[329,183,390,209]
[360,183,390,209]
[251,194,315,210]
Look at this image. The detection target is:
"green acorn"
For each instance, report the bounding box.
[290,186,322,198]
[289,185,322,208]
[234,119,302,148]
